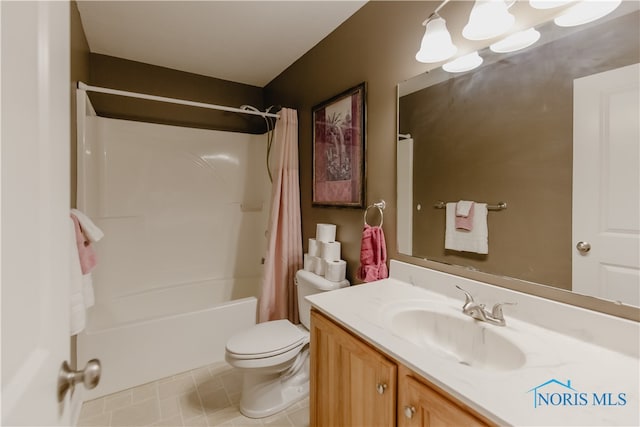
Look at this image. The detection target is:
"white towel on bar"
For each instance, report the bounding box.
[70,218,87,335]
[70,208,104,243]
[83,274,95,308]
[445,202,488,254]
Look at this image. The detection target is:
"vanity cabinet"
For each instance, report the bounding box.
[310,309,397,427]
[397,366,490,427]
[310,309,494,427]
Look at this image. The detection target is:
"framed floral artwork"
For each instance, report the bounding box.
[312,82,366,208]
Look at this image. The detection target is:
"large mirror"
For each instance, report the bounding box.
[397,2,639,309]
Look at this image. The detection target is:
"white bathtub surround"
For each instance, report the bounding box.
[76,114,271,399]
[307,260,639,426]
[77,117,270,310]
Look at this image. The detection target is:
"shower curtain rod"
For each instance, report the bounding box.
[77,82,280,119]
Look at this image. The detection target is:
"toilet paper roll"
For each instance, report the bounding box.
[308,238,320,257]
[316,223,337,243]
[325,260,347,282]
[313,256,326,276]
[307,255,320,272]
[303,253,313,272]
[321,241,341,262]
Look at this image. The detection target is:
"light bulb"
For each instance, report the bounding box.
[490,28,541,53]
[554,0,622,27]
[530,0,573,9]
[463,0,515,41]
[442,51,484,73]
[415,16,458,63]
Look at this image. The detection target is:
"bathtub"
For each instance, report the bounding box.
[77,287,257,400]
[75,100,270,400]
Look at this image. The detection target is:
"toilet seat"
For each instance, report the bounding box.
[225,319,309,360]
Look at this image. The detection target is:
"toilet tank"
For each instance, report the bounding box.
[295,269,349,329]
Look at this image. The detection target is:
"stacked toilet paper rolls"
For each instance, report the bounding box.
[303,253,312,271]
[320,241,341,262]
[303,223,346,282]
[325,260,347,282]
[308,238,320,257]
[316,223,336,243]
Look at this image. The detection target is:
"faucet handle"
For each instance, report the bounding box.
[455,285,475,305]
[491,302,517,320]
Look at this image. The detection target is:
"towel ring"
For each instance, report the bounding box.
[364,200,385,227]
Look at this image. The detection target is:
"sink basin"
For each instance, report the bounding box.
[386,306,526,371]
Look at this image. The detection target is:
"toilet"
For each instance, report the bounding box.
[225,269,349,418]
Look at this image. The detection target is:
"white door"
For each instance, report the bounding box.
[1,1,73,425]
[572,63,640,306]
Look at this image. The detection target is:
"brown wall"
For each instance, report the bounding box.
[400,12,639,290]
[71,1,90,209]
[88,54,267,134]
[265,1,460,283]
[265,1,639,296]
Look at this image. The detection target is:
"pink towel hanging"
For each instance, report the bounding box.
[455,202,475,231]
[357,224,388,282]
[70,213,97,274]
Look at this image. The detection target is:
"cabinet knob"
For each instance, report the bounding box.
[404,405,416,419]
[376,383,387,395]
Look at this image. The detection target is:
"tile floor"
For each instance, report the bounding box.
[77,362,309,427]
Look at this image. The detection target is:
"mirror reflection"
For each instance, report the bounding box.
[397,3,639,307]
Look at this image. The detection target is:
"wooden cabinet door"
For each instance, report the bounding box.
[398,366,492,427]
[310,310,397,427]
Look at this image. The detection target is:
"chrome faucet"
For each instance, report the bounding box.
[455,286,516,326]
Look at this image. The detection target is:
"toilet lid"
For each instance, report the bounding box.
[226,319,308,358]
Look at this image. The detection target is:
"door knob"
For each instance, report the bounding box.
[376,382,387,394]
[576,241,591,254]
[58,359,101,401]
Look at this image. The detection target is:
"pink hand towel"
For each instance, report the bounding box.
[71,213,97,274]
[357,224,389,283]
[455,202,475,231]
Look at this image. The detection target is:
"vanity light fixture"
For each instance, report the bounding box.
[529,0,573,9]
[442,51,484,73]
[415,13,458,63]
[462,0,515,41]
[554,0,622,27]
[490,28,541,53]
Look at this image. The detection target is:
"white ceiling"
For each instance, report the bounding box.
[77,1,368,87]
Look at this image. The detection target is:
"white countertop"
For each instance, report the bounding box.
[306,262,640,426]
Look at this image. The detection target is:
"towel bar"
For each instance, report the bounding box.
[434,201,507,211]
[364,200,386,227]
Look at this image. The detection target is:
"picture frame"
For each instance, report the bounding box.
[312,82,366,208]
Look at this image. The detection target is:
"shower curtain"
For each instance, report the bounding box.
[258,108,303,323]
